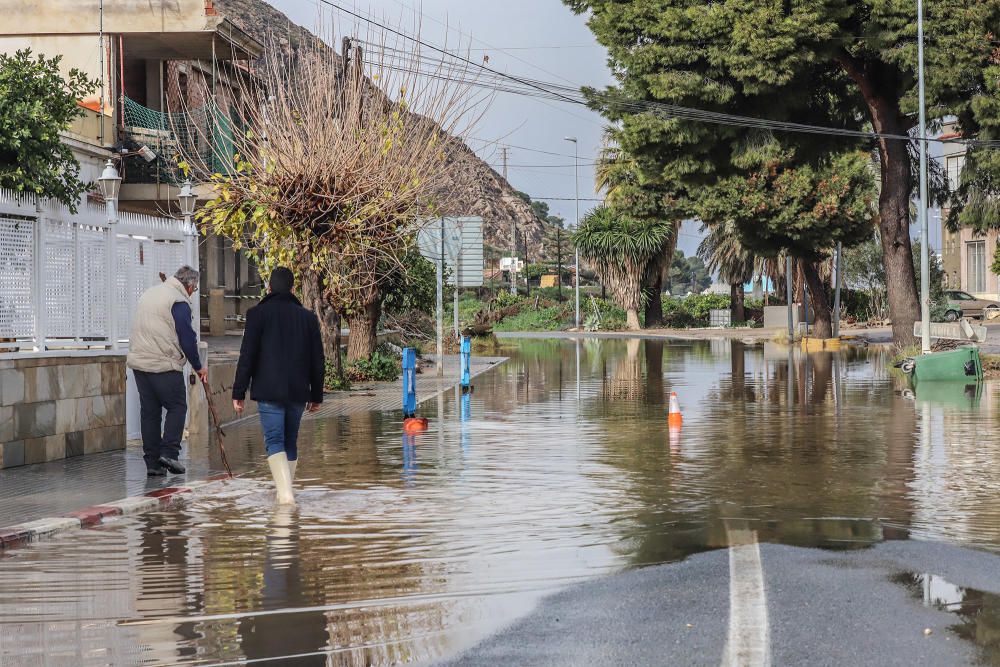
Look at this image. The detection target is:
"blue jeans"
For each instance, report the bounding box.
[258,402,306,461]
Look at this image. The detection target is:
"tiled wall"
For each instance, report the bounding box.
[0,355,126,469]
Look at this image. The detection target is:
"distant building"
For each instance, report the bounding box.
[938,123,997,298]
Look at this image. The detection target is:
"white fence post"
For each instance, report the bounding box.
[106,201,119,350]
[33,199,47,351]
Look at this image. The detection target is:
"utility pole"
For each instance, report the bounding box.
[503,147,516,295]
[436,217,444,378]
[565,137,581,329]
[916,0,932,354]
[98,0,105,146]
[523,229,530,297]
[786,255,794,338]
[557,224,563,301]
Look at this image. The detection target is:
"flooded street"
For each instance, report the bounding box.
[3,337,1000,665]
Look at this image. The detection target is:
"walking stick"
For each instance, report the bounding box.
[201,377,234,478]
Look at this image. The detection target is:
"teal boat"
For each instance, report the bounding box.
[908,347,984,384]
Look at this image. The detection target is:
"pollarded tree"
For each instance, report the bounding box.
[191,30,483,360]
[0,50,96,210]
[574,206,675,330]
[564,0,1000,345]
[699,151,876,338]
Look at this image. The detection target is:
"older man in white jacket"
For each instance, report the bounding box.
[127,266,208,477]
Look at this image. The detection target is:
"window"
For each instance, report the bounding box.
[967,241,986,293]
[946,155,965,192]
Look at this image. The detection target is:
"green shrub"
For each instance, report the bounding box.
[324,359,351,391]
[492,290,522,310]
[347,350,401,382]
[494,304,570,332]
[663,308,698,328]
[680,294,732,322]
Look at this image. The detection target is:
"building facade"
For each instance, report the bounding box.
[939,125,999,298]
[0,0,264,328]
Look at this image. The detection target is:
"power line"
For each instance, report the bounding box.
[319,0,1000,150]
[316,0,583,105]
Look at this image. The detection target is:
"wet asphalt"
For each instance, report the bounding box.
[441,540,1000,666]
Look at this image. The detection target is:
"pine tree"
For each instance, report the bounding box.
[565,0,1000,344]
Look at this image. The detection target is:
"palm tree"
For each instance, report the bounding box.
[574,206,674,330]
[595,130,681,326]
[697,221,760,323]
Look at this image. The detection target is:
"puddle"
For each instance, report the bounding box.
[893,572,1000,663]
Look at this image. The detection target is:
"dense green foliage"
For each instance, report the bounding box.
[666,250,712,295]
[844,235,946,322]
[0,50,96,209]
[564,0,1000,344]
[698,152,876,262]
[381,249,439,315]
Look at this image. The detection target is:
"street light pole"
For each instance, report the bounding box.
[917,0,932,354]
[178,179,199,339]
[98,159,121,350]
[565,136,580,329]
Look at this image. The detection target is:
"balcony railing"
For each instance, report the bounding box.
[120,97,238,186]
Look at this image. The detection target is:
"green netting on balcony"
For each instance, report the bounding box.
[121,97,238,185]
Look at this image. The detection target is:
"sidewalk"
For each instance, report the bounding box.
[0,354,504,531]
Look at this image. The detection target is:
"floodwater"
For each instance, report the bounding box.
[3,337,1000,666]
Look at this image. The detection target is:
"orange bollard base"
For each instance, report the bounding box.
[403,417,429,433]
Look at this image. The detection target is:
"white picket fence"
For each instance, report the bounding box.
[0,188,194,353]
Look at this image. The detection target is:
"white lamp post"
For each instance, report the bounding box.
[98,158,121,349]
[178,179,200,339]
[564,136,580,329]
[98,159,121,220]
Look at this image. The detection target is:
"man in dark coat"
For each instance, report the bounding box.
[232,267,325,504]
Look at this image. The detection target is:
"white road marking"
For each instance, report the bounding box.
[721,524,771,667]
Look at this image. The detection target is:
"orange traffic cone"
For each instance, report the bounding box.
[668,392,683,428]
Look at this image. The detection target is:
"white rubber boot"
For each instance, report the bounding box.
[288,459,297,483]
[267,452,295,505]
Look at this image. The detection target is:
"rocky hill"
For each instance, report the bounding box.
[214,0,553,260]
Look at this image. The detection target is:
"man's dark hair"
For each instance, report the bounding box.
[269,267,294,293]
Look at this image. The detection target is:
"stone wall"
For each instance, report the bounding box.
[0,355,126,469]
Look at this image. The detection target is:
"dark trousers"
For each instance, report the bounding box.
[133,370,187,467]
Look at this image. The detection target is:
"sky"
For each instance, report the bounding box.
[266,0,709,257]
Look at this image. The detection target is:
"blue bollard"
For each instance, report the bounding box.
[460,335,472,390]
[402,347,417,418]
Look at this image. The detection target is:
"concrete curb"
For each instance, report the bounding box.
[0,473,232,550]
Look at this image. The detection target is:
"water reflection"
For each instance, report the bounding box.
[894,572,1000,663]
[2,338,1000,665]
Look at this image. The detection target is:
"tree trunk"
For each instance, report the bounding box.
[346,299,381,361]
[645,272,664,327]
[802,261,833,339]
[877,137,920,345]
[730,283,745,323]
[300,267,340,373]
[626,308,641,331]
[835,55,919,345]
